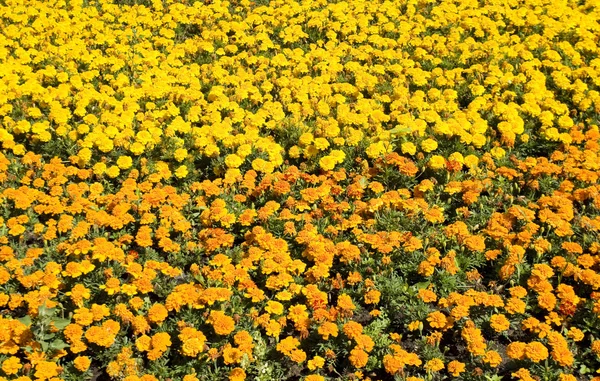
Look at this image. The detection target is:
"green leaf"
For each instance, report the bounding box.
[412,281,430,290]
[49,339,70,350]
[38,303,56,317]
[388,125,411,136]
[17,315,32,326]
[51,317,71,330]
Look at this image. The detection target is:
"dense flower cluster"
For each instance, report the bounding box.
[0,0,600,380]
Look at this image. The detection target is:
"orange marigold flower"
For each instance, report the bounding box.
[426,311,447,329]
[318,322,338,340]
[483,350,502,367]
[207,310,235,335]
[147,303,169,325]
[418,289,437,303]
[537,292,557,311]
[348,348,369,368]
[506,342,527,360]
[229,367,246,381]
[223,345,244,365]
[446,360,465,377]
[489,314,510,332]
[337,294,356,311]
[179,327,207,357]
[73,356,91,372]
[526,341,549,363]
[343,321,363,339]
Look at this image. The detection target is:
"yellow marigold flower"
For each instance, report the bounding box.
[93,162,107,176]
[424,358,444,372]
[225,154,243,168]
[567,327,584,342]
[290,349,307,363]
[408,320,422,331]
[318,322,338,340]
[223,346,244,365]
[105,165,120,178]
[130,142,145,155]
[471,133,487,148]
[1,356,22,375]
[174,148,188,162]
[428,155,446,170]
[34,361,61,380]
[343,321,363,339]
[464,154,479,169]
[511,368,533,381]
[307,355,325,370]
[418,289,437,303]
[401,142,417,155]
[319,155,337,171]
[421,138,438,153]
[365,141,389,158]
[175,165,188,178]
[265,301,284,315]
[364,289,381,304]
[116,156,132,170]
[490,147,505,159]
[559,374,577,381]
[314,138,330,151]
[537,292,557,311]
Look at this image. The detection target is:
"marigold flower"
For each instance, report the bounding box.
[446,360,465,377]
[526,341,549,363]
[489,314,510,332]
[147,303,168,325]
[2,356,22,375]
[427,311,447,329]
[73,356,91,372]
[349,348,369,368]
[207,310,235,336]
[229,367,246,381]
[424,358,444,373]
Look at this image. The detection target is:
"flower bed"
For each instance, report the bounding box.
[0,0,600,380]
